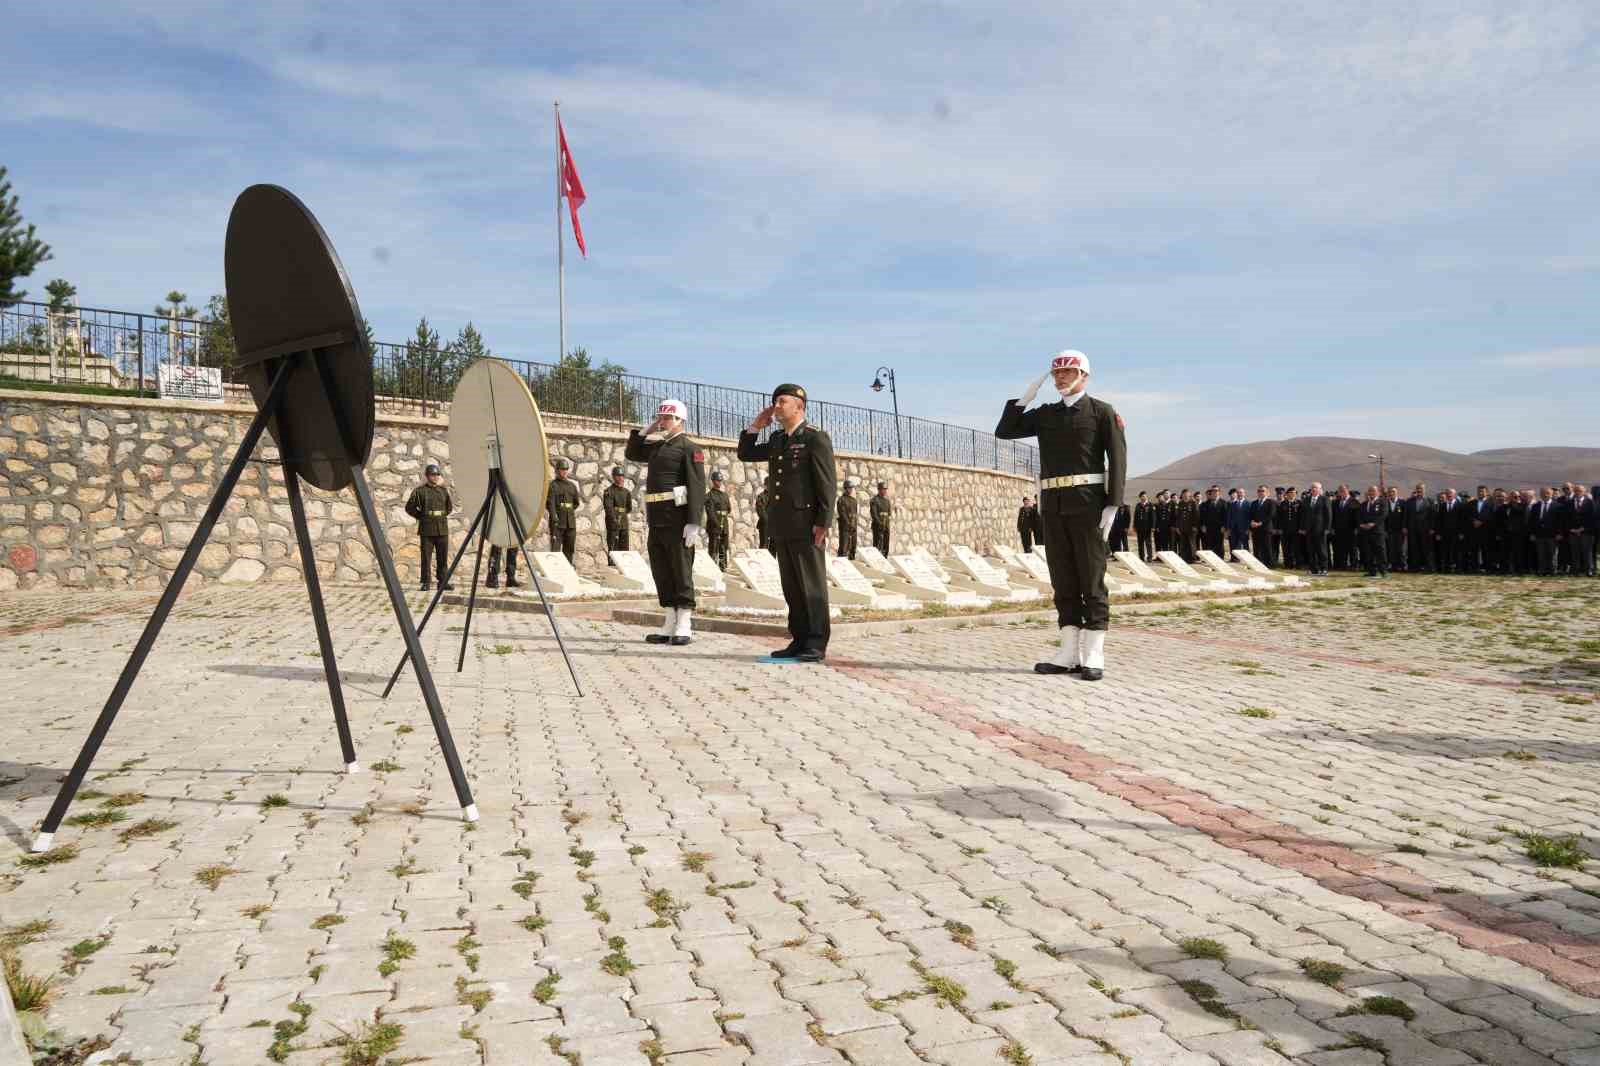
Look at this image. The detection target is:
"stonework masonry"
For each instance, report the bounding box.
[1,388,1034,591]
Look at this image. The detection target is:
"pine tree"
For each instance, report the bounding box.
[44,278,76,312]
[0,166,52,304]
[198,293,236,371]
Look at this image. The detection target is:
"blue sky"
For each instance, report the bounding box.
[6,1,1598,473]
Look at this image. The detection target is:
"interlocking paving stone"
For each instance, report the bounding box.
[3,578,1599,1065]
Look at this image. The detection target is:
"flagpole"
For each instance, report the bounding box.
[555,100,566,364]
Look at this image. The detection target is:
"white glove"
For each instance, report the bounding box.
[683,524,701,547]
[1017,371,1049,408]
[1099,506,1117,541]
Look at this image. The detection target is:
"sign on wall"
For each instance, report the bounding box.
[157,364,225,403]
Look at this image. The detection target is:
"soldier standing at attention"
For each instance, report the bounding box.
[546,458,581,565]
[625,399,706,646]
[405,463,454,592]
[704,470,733,571]
[754,484,770,551]
[601,466,632,564]
[739,383,837,663]
[837,478,860,559]
[996,350,1127,680]
[1018,495,1040,554]
[870,482,893,556]
[1133,492,1154,561]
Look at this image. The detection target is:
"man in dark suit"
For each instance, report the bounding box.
[1499,489,1527,575]
[739,384,837,662]
[1530,486,1562,576]
[1154,491,1172,554]
[1018,496,1041,554]
[1434,488,1465,573]
[1174,489,1198,562]
[1579,486,1599,577]
[1225,488,1251,558]
[1248,485,1277,566]
[1300,482,1332,575]
[1384,487,1406,571]
[1357,485,1391,577]
[1197,485,1227,558]
[1330,485,1360,570]
[1468,485,1495,573]
[1404,484,1433,573]
[1133,492,1155,561]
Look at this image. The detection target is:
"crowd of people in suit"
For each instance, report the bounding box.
[1101,480,1598,578]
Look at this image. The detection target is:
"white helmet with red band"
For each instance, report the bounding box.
[658,398,688,420]
[1051,350,1090,375]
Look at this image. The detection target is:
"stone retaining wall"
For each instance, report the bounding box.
[0,388,1033,591]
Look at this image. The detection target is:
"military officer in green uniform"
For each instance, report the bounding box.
[870,482,893,556]
[404,463,454,591]
[625,398,707,645]
[546,458,581,565]
[601,466,632,563]
[996,350,1127,680]
[837,477,860,559]
[739,383,836,663]
[704,470,733,570]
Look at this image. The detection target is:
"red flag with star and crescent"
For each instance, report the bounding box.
[559,116,587,257]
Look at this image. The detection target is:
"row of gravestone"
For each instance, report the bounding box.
[500,540,1300,615]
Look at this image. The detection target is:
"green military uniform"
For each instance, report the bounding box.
[404,480,453,589]
[602,476,632,556]
[837,484,859,559]
[738,386,837,659]
[624,427,706,610]
[754,488,770,550]
[704,481,732,570]
[546,474,581,564]
[1174,495,1198,561]
[870,490,893,556]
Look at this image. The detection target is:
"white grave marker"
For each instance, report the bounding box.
[855,545,896,575]
[692,551,727,593]
[887,555,988,606]
[1231,550,1307,586]
[913,547,953,584]
[602,550,657,594]
[1196,549,1269,588]
[726,552,788,609]
[948,545,1039,601]
[1155,551,1236,589]
[1111,551,1191,592]
[528,552,609,597]
[828,557,915,609]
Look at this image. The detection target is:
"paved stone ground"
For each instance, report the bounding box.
[2,574,1598,1065]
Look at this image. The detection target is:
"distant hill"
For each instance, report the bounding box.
[1128,438,1600,497]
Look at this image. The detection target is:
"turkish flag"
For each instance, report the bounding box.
[559,117,587,257]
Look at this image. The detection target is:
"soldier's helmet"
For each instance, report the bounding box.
[611,466,624,477]
[553,458,570,471]
[1051,350,1091,375]
[425,463,441,476]
[711,470,725,482]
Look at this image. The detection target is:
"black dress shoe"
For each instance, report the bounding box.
[645,633,670,644]
[770,645,801,659]
[1076,667,1103,681]
[797,648,825,663]
[1034,662,1081,675]
[420,584,432,592]
[669,635,692,646]
[442,583,454,591]
[506,578,522,588]
[486,580,500,589]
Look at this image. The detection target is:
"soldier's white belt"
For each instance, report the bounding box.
[427,510,445,516]
[1041,473,1105,489]
[644,490,683,504]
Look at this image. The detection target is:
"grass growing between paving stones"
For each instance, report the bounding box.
[18,844,78,869]
[944,920,976,949]
[260,793,290,810]
[195,864,236,891]
[533,972,561,1003]
[1515,831,1589,868]
[241,904,271,919]
[64,809,127,828]
[646,888,685,925]
[266,1001,314,1062]
[1340,995,1416,1022]
[518,914,548,933]
[1299,959,1349,986]
[369,759,402,773]
[511,870,540,899]
[1000,1039,1033,1064]
[1237,706,1276,719]
[311,914,345,930]
[681,850,711,872]
[1178,937,1228,961]
[378,935,416,977]
[3,952,55,1014]
[455,975,493,1012]
[329,1020,404,1065]
[601,935,635,976]
[1177,979,1241,1022]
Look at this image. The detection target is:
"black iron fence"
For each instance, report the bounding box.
[1,299,1038,475]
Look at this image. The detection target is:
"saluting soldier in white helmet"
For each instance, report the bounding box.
[996,350,1127,680]
[625,399,707,645]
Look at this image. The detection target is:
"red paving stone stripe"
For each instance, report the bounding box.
[829,656,1600,998]
[1126,628,1594,697]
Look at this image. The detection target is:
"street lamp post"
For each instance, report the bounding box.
[1368,453,1386,494]
[869,366,902,459]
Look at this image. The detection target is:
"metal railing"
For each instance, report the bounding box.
[1,299,1038,475]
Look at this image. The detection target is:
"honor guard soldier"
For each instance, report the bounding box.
[739,383,836,663]
[870,482,893,556]
[601,466,632,561]
[1018,495,1041,554]
[1133,492,1155,561]
[837,477,860,559]
[546,458,581,565]
[626,399,706,645]
[996,350,1127,680]
[705,470,733,570]
[405,463,454,591]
